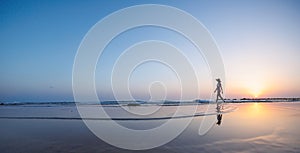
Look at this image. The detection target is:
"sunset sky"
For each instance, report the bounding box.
[1,0,300,102]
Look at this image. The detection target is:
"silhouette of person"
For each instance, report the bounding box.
[216,106,223,125]
[216,114,223,126]
[214,78,225,109]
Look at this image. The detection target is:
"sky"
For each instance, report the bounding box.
[0,0,300,102]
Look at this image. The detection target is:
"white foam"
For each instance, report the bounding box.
[0,104,237,120]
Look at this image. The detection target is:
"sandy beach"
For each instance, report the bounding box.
[0,102,299,153]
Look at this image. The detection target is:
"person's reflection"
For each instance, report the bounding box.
[216,107,223,126]
[216,114,223,125]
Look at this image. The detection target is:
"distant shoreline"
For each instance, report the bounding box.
[0,98,299,106]
[222,97,300,103]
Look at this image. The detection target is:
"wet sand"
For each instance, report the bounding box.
[0,102,299,153]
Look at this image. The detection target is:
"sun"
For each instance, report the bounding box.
[250,89,261,98]
[246,82,264,98]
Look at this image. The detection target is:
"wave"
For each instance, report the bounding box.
[0,105,237,121]
[0,101,214,107]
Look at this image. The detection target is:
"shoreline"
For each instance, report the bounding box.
[0,99,299,107]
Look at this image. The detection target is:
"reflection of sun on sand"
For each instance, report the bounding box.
[197,127,297,152]
[246,103,267,118]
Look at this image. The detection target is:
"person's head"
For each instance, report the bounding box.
[216,78,221,82]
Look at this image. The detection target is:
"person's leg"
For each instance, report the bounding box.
[216,94,221,109]
[218,94,225,102]
[219,95,225,109]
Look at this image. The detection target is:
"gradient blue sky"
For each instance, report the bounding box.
[1,0,300,102]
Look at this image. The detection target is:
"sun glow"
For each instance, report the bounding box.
[246,81,265,98]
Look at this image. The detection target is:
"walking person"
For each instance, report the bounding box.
[214,78,225,109]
